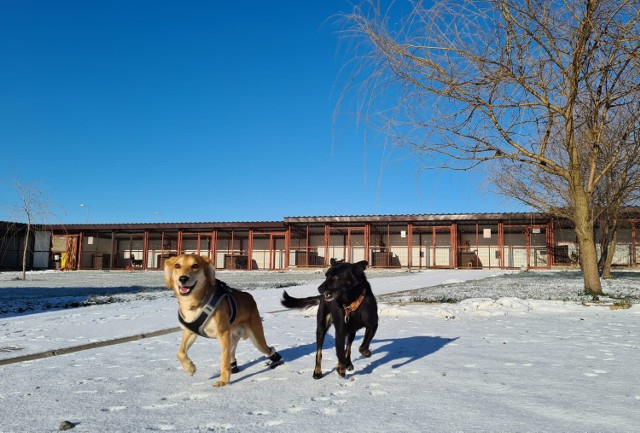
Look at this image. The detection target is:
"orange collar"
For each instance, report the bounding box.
[343,288,367,323]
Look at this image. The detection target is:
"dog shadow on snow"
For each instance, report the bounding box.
[226,335,457,383]
[353,335,458,376]
[219,339,326,384]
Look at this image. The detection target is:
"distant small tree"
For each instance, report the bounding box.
[8,180,57,280]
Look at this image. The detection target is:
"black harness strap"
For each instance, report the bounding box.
[178,281,237,338]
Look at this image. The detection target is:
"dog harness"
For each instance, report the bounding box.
[178,281,237,338]
[343,288,367,323]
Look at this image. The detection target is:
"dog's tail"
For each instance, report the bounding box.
[281,290,321,309]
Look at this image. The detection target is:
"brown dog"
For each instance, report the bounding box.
[164,254,282,387]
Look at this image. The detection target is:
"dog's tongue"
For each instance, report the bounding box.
[179,286,191,295]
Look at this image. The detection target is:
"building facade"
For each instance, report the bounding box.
[0,221,27,270]
[0,221,53,271]
[14,211,637,272]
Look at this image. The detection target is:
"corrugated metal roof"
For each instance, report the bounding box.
[44,220,286,231]
[283,212,550,223]
[1,221,27,229]
[24,207,640,231]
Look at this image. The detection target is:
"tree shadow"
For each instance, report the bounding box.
[0,286,165,318]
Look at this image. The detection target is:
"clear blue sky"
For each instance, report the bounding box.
[0,0,526,224]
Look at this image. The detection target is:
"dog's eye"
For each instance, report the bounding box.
[192,264,199,270]
[174,263,181,270]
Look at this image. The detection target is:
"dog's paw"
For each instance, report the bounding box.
[266,360,284,369]
[265,352,284,369]
[346,363,354,372]
[336,365,347,378]
[359,347,372,358]
[231,361,240,374]
[313,369,323,380]
[181,361,196,376]
[213,380,229,387]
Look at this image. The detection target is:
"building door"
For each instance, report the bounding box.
[528,226,549,269]
[51,234,79,270]
[410,226,453,268]
[328,227,366,264]
[250,232,287,270]
[432,226,453,268]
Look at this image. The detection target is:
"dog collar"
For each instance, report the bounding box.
[343,288,367,323]
[178,281,237,337]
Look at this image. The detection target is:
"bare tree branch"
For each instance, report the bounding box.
[7,179,60,280]
[339,0,640,294]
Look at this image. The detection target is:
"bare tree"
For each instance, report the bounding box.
[340,0,640,294]
[595,125,640,278]
[9,180,57,280]
[494,102,640,279]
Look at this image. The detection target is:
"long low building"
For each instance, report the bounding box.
[2,210,636,272]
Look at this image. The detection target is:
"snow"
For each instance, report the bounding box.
[1,268,639,432]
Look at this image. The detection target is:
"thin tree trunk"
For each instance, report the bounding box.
[21,222,31,281]
[602,227,617,280]
[597,221,609,276]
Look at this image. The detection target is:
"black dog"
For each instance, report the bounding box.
[281,259,378,379]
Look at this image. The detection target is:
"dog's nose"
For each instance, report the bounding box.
[178,276,189,285]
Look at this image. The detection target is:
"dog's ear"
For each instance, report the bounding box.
[354,260,368,273]
[163,257,177,289]
[201,256,216,285]
[330,258,337,267]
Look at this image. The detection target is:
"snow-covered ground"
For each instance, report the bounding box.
[1,268,639,432]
